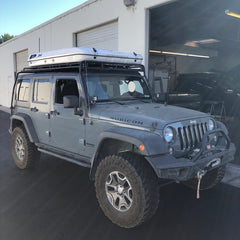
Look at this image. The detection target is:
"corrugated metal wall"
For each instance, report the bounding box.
[76,21,118,51]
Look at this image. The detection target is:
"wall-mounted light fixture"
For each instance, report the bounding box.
[124,0,136,7]
[225,10,240,19]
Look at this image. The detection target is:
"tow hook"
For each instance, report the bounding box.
[195,158,221,199]
[196,170,206,199]
[206,158,221,169]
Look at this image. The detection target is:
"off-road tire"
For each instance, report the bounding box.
[94,152,159,228]
[183,166,226,190]
[11,127,40,169]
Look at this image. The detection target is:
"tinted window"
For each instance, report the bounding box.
[15,79,30,102]
[55,79,79,104]
[33,79,50,103]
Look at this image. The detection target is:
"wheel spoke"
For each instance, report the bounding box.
[123,190,133,204]
[112,192,120,207]
[116,172,126,184]
[106,183,117,192]
[111,173,119,185]
[106,174,118,192]
[120,195,131,210]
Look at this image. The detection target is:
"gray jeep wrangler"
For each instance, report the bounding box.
[10,48,235,228]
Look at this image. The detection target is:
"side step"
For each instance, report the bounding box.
[38,147,91,168]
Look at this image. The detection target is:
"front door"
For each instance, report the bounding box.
[49,76,86,154]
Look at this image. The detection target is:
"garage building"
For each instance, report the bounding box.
[1,0,240,163]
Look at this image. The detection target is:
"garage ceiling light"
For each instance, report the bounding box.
[149,50,210,59]
[194,39,220,44]
[225,10,240,19]
[185,39,220,47]
[185,42,199,48]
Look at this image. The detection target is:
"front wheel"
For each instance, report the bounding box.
[94,152,159,228]
[183,166,226,190]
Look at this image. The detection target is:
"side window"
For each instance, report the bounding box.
[15,79,30,102]
[33,79,50,103]
[55,79,79,104]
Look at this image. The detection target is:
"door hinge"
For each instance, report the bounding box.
[79,138,86,146]
[46,131,51,137]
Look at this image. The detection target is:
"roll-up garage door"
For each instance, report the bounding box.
[15,49,28,73]
[76,21,118,51]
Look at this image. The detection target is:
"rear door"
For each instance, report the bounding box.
[30,76,52,144]
[49,75,86,154]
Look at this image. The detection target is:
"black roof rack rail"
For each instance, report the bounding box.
[83,61,145,72]
[21,61,145,74]
[22,62,81,73]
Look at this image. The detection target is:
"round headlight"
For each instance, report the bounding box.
[208,119,215,131]
[164,127,174,142]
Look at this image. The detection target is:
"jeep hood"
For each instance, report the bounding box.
[89,102,209,130]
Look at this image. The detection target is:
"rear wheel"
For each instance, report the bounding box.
[94,152,159,228]
[183,166,226,190]
[11,127,40,169]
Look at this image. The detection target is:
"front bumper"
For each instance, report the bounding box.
[146,129,236,181]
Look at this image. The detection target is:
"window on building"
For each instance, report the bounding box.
[33,79,50,103]
[15,79,30,102]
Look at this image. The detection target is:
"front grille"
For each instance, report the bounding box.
[178,123,208,150]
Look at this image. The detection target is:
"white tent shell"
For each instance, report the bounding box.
[28,47,143,66]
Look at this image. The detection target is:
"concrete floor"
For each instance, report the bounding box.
[1,110,240,240]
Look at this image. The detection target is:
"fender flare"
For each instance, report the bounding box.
[216,120,228,135]
[89,127,168,179]
[10,113,39,143]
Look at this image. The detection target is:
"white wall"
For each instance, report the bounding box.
[0,0,171,107]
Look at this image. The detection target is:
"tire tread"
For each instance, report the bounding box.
[95,152,159,228]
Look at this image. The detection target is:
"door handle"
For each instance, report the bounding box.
[30,107,39,112]
[50,110,60,116]
[45,113,50,119]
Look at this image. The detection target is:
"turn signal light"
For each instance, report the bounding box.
[139,144,145,151]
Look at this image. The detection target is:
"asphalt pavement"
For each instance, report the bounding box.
[1,110,240,240]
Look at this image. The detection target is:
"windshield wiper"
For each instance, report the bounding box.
[111,100,125,105]
[97,99,125,105]
[122,97,151,103]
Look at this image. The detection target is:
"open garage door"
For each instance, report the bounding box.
[76,21,118,51]
[15,49,28,73]
[149,0,240,165]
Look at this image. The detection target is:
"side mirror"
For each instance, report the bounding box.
[63,95,79,108]
[90,96,98,105]
[154,92,167,103]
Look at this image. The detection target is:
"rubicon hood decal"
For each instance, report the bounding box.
[110,116,143,125]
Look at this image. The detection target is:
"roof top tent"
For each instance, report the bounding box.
[27,47,143,67]
[148,0,240,165]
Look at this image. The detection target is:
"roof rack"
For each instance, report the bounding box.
[21,61,145,74]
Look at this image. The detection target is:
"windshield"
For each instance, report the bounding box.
[84,73,151,102]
